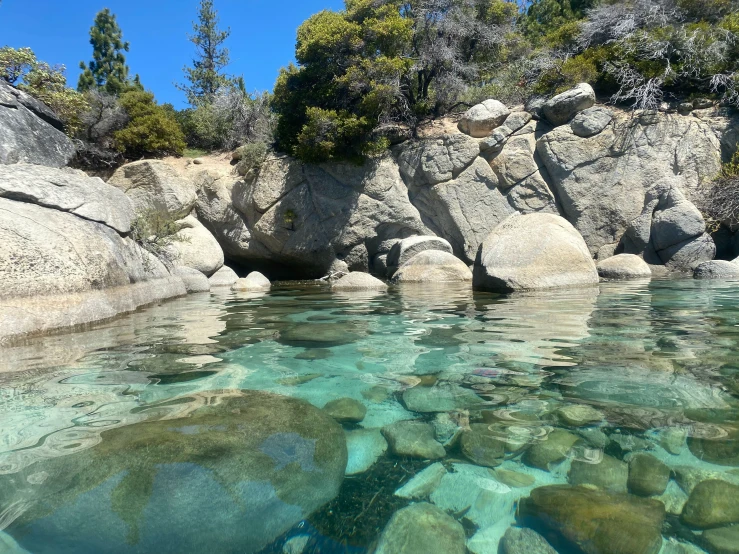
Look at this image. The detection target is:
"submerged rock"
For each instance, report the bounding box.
[523,429,580,471]
[395,462,447,499]
[473,213,599,292]
[375,502,467,554]
[382,421,446,460]
[0,390,347,554]
[493,468,536,488]
[402,383,484,413]
[345,428,388,475]
[279,323,362,347]
[688,432,739,467]
[460,423,506,468]
[568,455,628,493]
[323,397,367,423]
[628,454,670,497]
[557,404,605,427]
[682,480,739,529]
[702,526,739,554]
[519,485,665,554]
[501,527,557,554]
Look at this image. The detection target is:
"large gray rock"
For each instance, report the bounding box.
[406,157,517,262]
[375,503,467,554]
[392,250,473,283]
[232,271,271,292]
[221,155,429,278]
[0,81,75,168]
[0,178,186,343]
[694,260,739,279]
[398,134,481,186]
[0,164,134,233]
[174,266,211,293]
[537,111,722,262]
[473,213,599,292]
[623,181,714,270]
[108,160,198,219]
[0,390,347,554]
[542,83,596,126]
[487,126,558,215]
[458,99,511,138]
[387,236,453,272]
[597,254,652,280]
[166,215,224,276]
[208,265,239,288]
[501,527,557,554]
[571,107,613,137]
[194,169,266,261]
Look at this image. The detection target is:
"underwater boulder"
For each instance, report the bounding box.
[0,390,347,554]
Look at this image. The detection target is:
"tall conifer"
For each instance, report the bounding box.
[78,9,132,96]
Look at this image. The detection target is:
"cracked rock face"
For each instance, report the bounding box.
[0,81,75,168]
[537,112,722,264]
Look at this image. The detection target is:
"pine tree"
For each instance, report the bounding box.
[78,8,131,96]
[180,0,231,104]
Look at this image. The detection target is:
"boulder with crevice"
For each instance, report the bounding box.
[166,215,224,277]
[108,160,198,219]
[538,111,722,260]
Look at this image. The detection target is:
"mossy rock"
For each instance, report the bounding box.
[688,429,739,467]
[1,390,347,554]
[682,480,739,529]
[523,429,580,471]
[519,485,665,554]
[628,454,670,497]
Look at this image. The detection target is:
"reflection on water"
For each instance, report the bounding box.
[0,280,738,553]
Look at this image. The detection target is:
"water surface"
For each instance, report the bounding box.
[1,280,738,553]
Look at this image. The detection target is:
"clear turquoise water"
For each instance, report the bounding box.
[1,280,738,553]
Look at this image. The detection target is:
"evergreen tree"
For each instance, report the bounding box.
[78,8,132,96]
[181,0,231,104]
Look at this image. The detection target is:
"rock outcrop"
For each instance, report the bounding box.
[0,164,186,342]
[473,213,599,292]
[0,80,75,168]
[538,110,721,269]
[108,160,198,219]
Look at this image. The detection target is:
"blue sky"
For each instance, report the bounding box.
[0,0,345,107]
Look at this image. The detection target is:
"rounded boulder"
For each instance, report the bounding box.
[473,213,599,292]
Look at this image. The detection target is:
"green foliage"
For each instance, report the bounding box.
[0,46,36,84]
[130,209,189,268]
[234,142,268,176]
[520,0,594,43]
[273,0,519,163]
[114,90,186,158]
[0,46,88,134]
[78,9,134,96]
[180,0,232,104]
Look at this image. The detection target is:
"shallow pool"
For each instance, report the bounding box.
[1,280,738,554]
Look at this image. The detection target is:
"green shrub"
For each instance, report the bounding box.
[115,90,186,158]
[130,209,189,267]
[234,142,268,176]
[0,47,89,135]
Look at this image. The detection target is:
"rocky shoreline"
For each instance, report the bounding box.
[2,81,739,341]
